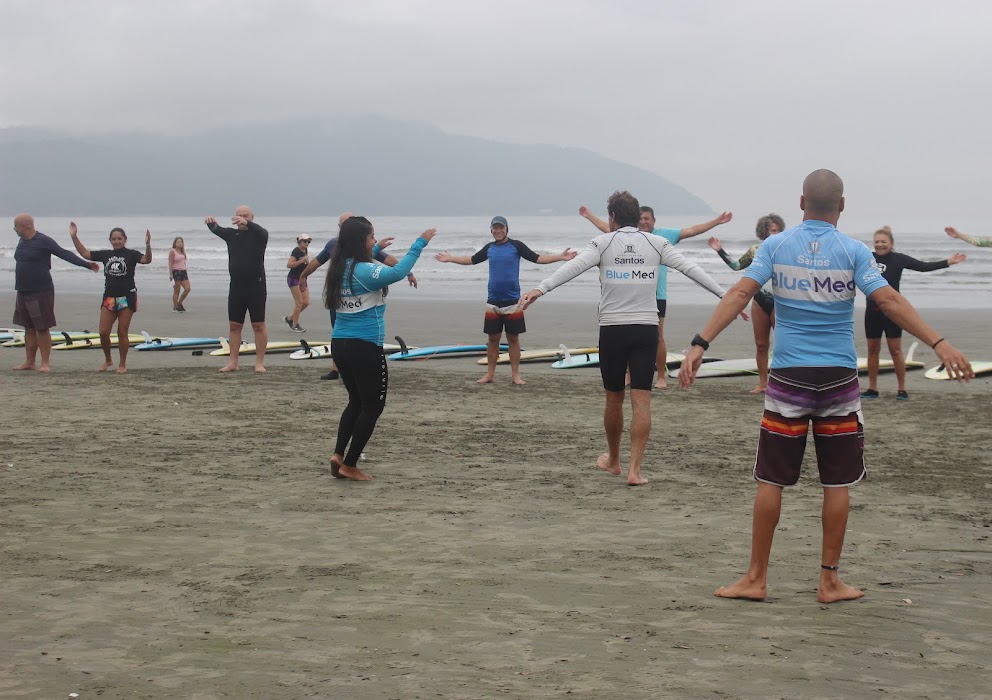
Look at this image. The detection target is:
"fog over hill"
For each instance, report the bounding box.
[0,118,712,216]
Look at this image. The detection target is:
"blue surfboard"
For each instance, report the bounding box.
[136,331,223,351]
[387,336,509,361]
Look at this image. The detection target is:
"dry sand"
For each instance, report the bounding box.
[1,289,990,699]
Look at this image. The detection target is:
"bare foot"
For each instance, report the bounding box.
[477,375,495,384]
[38,364,51,373]
[627,474,649,486]
[218,363,239,373]
[750,385,767,394]
[329,454,346,479]
[512,375,526,385]
[116,366,127,374]
[254,365,267,373]
[596,452,621,476]
[654,378,668,389]
[12,363,35,371]
[338,464,374,481]
[817,576,865,603]
[99,360,113,372]
[715,574,767,601]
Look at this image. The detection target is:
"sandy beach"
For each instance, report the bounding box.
[2,289,991,698]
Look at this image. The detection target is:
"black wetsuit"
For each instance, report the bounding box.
[208,221,269,323]
[865,251,948,338]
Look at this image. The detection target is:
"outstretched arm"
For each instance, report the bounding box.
[140,230,152,264]
[870,286,972,380]
[945,226,992,248]
[579,205,610,234]
[679,279,760,387]
[679,211,732,241]
[435,251,474,265]
[536,249,577,264]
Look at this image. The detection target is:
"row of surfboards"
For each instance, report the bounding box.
[1,328,988,379]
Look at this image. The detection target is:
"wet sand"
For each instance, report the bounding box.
[2,290,990,698]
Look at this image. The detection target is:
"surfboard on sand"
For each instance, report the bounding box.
[51,333,145,350]
[210,338,330,356]
[477,346,599,365]
[135,332,223,351]
[288,339,408,360]
[856,342,924,374]
[387,336,508,361]
[3,330,99,347]
[669,358,759,378]
[924,361,992,380]
[553,345,711,370]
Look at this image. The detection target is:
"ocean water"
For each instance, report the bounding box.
[2,215,989,308]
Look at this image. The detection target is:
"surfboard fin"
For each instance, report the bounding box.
[395,335,410,355]
[300,339,312,354]
[141,330,153,343]
[905,341,918,363]
[61,331,72,345]
[558,343,573,364]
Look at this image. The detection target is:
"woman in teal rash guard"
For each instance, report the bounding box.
[324,216,437,481]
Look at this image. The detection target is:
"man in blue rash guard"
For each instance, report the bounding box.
[434,216,576,385]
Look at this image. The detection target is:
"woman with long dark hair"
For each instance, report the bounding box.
[325,216,436,481]
[69,223,152,373]
[708,213,785,393]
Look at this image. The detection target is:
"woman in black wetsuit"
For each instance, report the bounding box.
[862,226,966,400]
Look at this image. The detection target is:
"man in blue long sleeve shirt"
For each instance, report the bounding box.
[12,213,99,372]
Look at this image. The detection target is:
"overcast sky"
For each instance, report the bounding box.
[2,0,990,229]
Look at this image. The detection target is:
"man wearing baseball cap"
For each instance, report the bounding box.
[435,216,576,384]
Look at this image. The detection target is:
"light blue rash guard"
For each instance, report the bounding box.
[332,238,428,345]
[742,220,889,369]
[651,228,681,300]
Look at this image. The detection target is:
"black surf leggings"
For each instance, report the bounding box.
[331,338,388,467]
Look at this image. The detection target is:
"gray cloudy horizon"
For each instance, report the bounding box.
[2,0,990,229]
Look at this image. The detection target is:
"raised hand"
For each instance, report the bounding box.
[377,236,395,250]
[419,228,437,242]
[715,211,733,225]
[579,205,591,218]
[948,252,967,265]
[944,226,965,240]
[145,229,152,245]
[707,236,722,251]
[69,221,78,237]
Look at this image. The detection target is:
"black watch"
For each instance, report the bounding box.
[690,333,710,351]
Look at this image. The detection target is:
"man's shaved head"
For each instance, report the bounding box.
[338,212,354,228]
[13,213,35,238]
[801,169,845,219]
[235,205,254,221]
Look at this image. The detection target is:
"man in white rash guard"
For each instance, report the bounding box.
[519,190,727,486]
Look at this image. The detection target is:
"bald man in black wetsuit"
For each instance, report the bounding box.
[206,205,269,373]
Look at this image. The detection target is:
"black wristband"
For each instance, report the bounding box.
[932,338,945,350]
[691,333,710,351]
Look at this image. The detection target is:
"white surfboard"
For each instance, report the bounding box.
[924,361,992,380]
[856,342,924,374]
[669,358,759,378]
[210,338,330,356]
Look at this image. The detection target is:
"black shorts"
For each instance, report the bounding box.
[171,270,189,282]
[228,282,267,324]
[656,299,667,319]
[753,289,775,316]
[483,303,526,335]
[599,324,659,392]
[864,305,902,339]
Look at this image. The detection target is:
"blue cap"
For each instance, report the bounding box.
[491,216,508,230]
